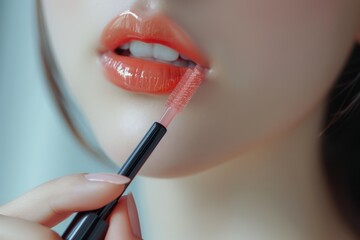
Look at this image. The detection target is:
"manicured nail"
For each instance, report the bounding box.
[127,192,142,239]
[84,173,130,184]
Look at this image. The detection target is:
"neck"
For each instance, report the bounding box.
[137,104,355,240]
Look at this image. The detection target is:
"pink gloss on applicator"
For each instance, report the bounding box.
[62,65,205,240]
[160,65,204,127]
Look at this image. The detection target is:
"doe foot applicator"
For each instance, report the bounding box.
[62,65,205,240]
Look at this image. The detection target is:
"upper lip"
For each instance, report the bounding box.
[99,10,208,67]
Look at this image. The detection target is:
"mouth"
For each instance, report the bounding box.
[99,10,208,94]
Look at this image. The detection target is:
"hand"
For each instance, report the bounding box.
[0,173,142,239]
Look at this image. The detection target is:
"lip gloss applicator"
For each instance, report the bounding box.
[62,65,205,240]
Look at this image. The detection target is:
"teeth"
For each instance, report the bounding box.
[127,41,181,62]
[120,40,191,65]
[153,44,179,62]
[129,41,153,58]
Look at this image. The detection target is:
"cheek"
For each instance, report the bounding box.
[42,0,136,104]
[138,0,360,177]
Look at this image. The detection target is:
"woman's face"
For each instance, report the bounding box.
[42,0,360,177]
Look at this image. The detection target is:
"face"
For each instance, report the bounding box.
[42,0,360,178]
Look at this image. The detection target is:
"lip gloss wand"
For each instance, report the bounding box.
[62,65,205,240]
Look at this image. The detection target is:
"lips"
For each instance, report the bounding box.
[99,10,208,94]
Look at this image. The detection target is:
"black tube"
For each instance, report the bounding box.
[62,122,167,240]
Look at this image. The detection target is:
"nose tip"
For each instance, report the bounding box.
[131,0,162,13]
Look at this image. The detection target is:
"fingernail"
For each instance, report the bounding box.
[126,192,142,239]
[84,173,130,184]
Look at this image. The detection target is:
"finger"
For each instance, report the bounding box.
[105,193,142,240]
[0,173,130,227]
[0,214,61,240]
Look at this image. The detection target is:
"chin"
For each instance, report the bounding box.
[105,136,226,179]
[110,151,213,179]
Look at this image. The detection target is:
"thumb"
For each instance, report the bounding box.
[0,173,130,227]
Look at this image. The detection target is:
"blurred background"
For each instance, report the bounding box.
[0,0,132,234]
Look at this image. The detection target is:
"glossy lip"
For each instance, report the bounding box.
[99,10,208,94]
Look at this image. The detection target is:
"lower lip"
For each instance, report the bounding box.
[100,52,189,94]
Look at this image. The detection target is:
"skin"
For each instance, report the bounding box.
[41,0,360,178]
[1,0,360,239]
